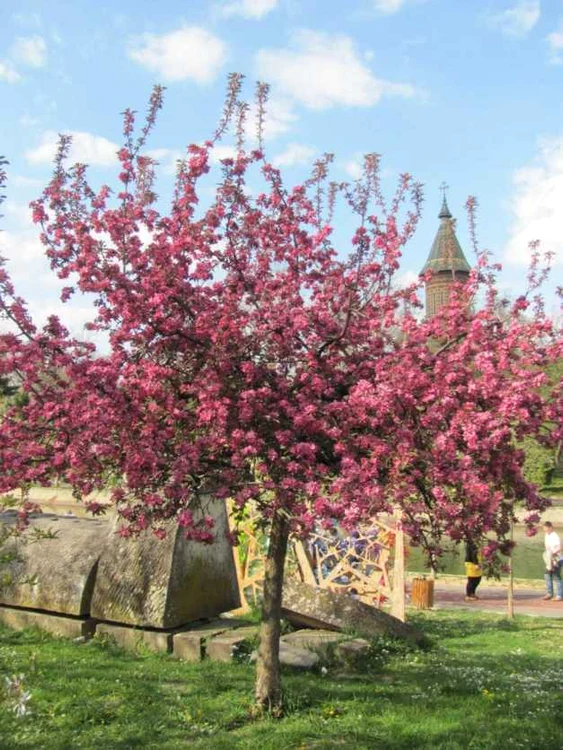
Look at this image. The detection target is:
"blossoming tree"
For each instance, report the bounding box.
[0,80,561,708]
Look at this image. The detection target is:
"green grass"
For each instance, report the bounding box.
[406,520,561,580]
[543,487,563,500]
[0,611,562,749]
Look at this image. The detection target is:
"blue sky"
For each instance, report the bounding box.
[1,0,562,335]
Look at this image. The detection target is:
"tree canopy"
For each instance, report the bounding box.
[1,79,561,706]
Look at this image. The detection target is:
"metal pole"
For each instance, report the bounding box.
[507,518,515,619]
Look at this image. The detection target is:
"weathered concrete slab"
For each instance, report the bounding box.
[2,486,113,518]
[173,624,228,661]
[172,618,251,661]
[281,629,344,650]
[251,642,320,669]
[281,581,426,646]
[0,512,108,615]
[206,626,259,662]
[335,638,371,660]
[96,622,173,653]
[278,643,319,669]
[0,605,95,639]
[91,497,240,629]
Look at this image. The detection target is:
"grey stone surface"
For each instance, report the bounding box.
[173,625,226,661]
[278,643,319,668]
[251,642,319,669]
[91,496,240,629]
[172,618,251,661]
[335,638,371,659]
[1,497,240,630]
[281,629,344,650]
[0,512,108,615]
[281,581,426,646]
[0,605,95,639]
[206,626,259,662]
[96,622,173,653]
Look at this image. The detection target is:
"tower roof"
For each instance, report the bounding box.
[438,195,452,219]
[421,192,471,275]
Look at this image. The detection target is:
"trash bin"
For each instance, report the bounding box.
[411,577,434,609]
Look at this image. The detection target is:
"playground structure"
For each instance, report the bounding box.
[0,488,407,624]
[231,506,406,621]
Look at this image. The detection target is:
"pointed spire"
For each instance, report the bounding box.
[438,181,452,219]
[420,185,471,275]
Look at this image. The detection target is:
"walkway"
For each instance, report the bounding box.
[421,581,563,619]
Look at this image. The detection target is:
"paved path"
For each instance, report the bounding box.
[418,581,563,618]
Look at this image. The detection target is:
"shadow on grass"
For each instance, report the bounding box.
[1,619,562,750]
[409,610,563,641]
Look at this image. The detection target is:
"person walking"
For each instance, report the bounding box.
[542,521,562,602]
[464,541,483,602]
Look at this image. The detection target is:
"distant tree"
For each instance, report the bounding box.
[0,375,17,398]
[0,79,561,709]
[521,436,556,489]
[521,358,563,489]
[0,159,15,406]
[0,156,44,588]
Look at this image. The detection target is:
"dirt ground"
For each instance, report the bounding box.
[516,502,563,525]
[9,487,563,521]
[423,579,563,619]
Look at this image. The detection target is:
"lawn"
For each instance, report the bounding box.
[0,611,561,749]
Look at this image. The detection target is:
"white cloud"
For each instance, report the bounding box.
[397,269,419,287]
[0,283,101,343]
[11,35,47,67]
[0,33,47,84]
[11,175,45,188]
[505,136,563,266]
[145,147,184,174]
[247,96,298,141]
[11,12,42,28]
[29,300,98,333]
[0,61,21,83]
[218,0,278,19]
[546,20,563,64]
[128,26,227,84]
[272,142,315,167]
[0,204,105,349]
[147,145,259,172]
[373,0,429,14]
[343,156,364,179]
[209,145,238,163]
[19,114,39,127]
[373,0,407,13]
[3,201,35,226]
[25,131,119,167]
[0,214,59,293]
[488,1,540,38]
[32,93,57,112]
[0,228,44,270]
[50,29,63,48]
[256,30,417,110]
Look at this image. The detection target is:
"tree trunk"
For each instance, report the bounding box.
[255,508,290,711]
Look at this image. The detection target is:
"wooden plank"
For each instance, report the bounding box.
[390,509,406,622]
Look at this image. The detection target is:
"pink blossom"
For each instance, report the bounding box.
[0,85,559,577]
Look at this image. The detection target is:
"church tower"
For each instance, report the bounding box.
[421,187,471,318]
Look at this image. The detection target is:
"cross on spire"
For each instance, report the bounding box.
[438,181,452,219]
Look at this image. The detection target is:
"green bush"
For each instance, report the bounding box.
[521,437,555,487]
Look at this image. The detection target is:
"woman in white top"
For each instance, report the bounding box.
[543,521,562,601]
